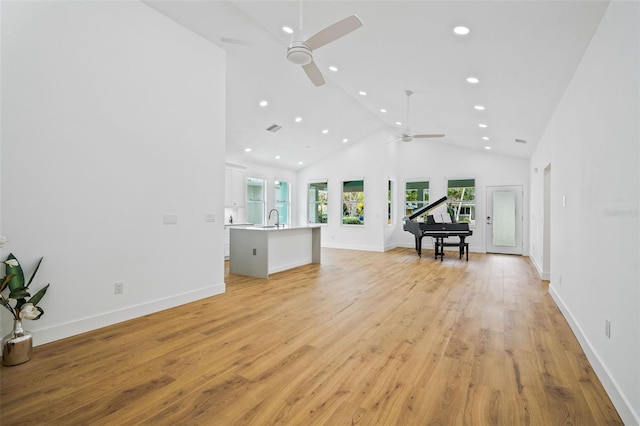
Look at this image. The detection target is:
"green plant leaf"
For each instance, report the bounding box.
[28,284,49,306]
[5,254,25,293]
[9,288,30,299]
[26,257,44,289]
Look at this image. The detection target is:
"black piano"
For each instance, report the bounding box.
[403,196,473,261]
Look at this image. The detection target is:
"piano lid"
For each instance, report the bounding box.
[404,196,449,221]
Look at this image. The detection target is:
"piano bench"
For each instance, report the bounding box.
[433,239,469,261]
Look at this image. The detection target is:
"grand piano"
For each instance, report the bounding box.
[403,196,473,261]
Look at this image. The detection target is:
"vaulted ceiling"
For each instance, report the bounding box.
[145,1,609,171]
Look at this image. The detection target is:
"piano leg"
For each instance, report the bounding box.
[434,237,444,261]
[458,236,469,261]
[415,236,423,257]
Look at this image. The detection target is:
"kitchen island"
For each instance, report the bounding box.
[229,225,321,278]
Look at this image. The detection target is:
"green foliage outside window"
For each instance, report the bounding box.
[447,179,475,224]
[343,180,364,225]
[405,180,429,218]
[308,182,328,224]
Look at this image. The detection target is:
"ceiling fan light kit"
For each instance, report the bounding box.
[287,42,312,65]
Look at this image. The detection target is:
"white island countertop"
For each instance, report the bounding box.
[229,225,321,278]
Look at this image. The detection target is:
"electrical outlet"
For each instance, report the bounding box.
[605,318,611,339]
[114,282,124,295]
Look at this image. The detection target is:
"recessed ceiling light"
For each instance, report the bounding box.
[295,116,302,123]
[478,123,488,128]
[244,148,252,152]
[259,100,268,107]
[275,155,281,159]
[298,161,304,165]
[322,129,329,134]
[474,105,485,111]
[466,77,480,84]
[380,108,387,113]
[396,121,402,126]
[359,91,367,96]
[453,26,470,35]
[342,138,349,143]
[484,146,491,150]
[282,26,294,34]
[329,65,338,72]
[482,136,490,141]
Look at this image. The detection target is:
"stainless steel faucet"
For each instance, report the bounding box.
[268,208,280,228]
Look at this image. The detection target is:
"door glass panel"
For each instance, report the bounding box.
[493,191,516,246]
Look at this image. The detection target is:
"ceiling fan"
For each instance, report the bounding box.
[221,6,362,87]
[392,90,445,142]
[286,15,362,87]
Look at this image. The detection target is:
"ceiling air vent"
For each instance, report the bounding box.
[515,138,527,144]
[266,124,282,133]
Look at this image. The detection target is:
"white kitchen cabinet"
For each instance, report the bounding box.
[225,167,246,208]
[229,226,321,278]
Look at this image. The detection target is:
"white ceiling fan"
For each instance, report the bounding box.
[392,90,445,142]
[222,3,362,87]
[286,15,362,87]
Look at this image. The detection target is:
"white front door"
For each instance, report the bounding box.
[486,185,523,255]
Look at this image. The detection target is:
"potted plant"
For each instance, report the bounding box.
[1,246,50,366]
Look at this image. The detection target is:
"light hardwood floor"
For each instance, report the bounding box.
[1,248,622,425]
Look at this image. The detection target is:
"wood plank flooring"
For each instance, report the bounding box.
[1,248,622,425]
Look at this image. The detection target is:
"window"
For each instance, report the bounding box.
[246,176,265,225]
[447,179,475,224]
[274,180,290,225]
[387,180,393,225]
[405,180,429,219]
[342,180,364,225]
[308,181,328,224]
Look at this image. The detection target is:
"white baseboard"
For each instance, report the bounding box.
[549,285,639,425]
[322,242,385,252]
[269,258,312,274]
[31,283,226,347]
[530,253,550,280]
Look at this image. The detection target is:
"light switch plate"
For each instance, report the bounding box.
[205,214,216,223]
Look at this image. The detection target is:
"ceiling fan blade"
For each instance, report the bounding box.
[304,15,363,51]
[302,61,325,86]
[413,134,445,138]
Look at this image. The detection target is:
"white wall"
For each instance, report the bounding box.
[296,128,530,254]
[529,2,640,423]
[1,1,227,345]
